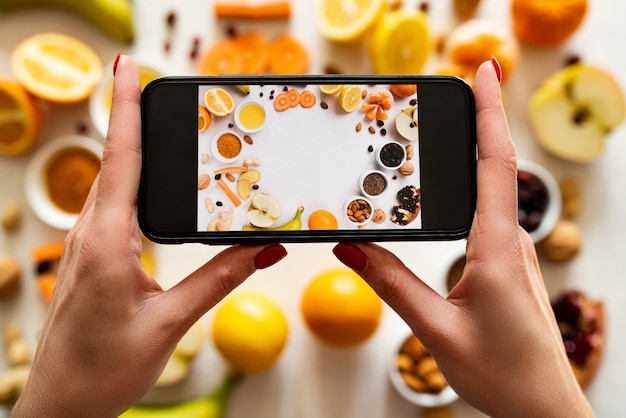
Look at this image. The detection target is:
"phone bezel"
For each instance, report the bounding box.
[139,75,477,244]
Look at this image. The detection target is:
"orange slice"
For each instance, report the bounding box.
[198,105,211,132]
[10,33,103,103]
[0,78,43,156]
[204,88,235,117]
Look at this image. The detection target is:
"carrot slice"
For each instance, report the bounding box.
[214,2,291,19]
[267,34,308,75]
[217,178,242,207]
[214,166,249,175]
[286,89,300,107]
[198,39,243,75]
[37,272,56,303]
[233,32,269,74]
[31,240,64,263]
[274,93,291,111]
[299,90,316,108]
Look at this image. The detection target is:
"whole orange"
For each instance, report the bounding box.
[301,268,382,347]
[512,0,588,47]
[308,209,339,230]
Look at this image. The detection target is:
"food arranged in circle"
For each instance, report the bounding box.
[197,83,422,232]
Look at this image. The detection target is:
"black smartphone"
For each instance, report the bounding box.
[139,75,476,244]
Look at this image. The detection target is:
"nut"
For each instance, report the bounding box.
[405,144,414,160]
[205,197,215,213]
[0,255,21,299]
[198,174,211,190]
[356,122,362,132]
[1,200,21,232]
[372,208,386,224]
[244,159,261,167]
[398,161,414,176]
[243,135,253,145]
[397,334,448,394]
[560,178,581,219]
[346,199,371,223]
[538,220,582,262]
[225,173,236,182]
[200,153,210,164]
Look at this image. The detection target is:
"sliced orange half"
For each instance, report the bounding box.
[0,78,43,156]
[204,88,235,117]
[198,105,211,132]
[10,33,103,103]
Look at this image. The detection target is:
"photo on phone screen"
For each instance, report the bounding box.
[197,83,422,233]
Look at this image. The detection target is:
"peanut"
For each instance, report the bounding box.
[1,200,21,232]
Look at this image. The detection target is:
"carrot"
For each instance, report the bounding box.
[198,39,243,75]
[274,93,291,111]
[217,178,242,207]
[214,166,249,175]
[37,272,56,303]
[214,2,291,19]
[299,90,316,108]
[286,89,300,107]
[233,32,269,74]
[267,34,308,75]
[31,240,64,263]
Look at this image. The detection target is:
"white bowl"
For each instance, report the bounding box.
[359,170,389,199]
[25,135,103,230]
[234,101,266,133]
[89,56,169,138]
[211,131,244,164]
[517,159,562,243]
[344,196,373,226]
[388,330,459,408]
[376,141,407,170]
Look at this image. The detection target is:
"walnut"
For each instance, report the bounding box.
[538,220,582,262]
[371,209,386,224]
[398,161,414,176]
[198,174,211,190]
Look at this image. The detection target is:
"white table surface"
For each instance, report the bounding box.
[1,0,625,417]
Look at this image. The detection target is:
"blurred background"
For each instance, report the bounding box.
[1,0,625,417]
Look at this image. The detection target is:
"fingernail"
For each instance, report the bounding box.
[491,55,502,84]
[113,53,121,76]
[254,244,287,269]
[333,243,368,273]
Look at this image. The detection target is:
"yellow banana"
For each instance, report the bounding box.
[119,373,242,418]
[243,206,304,231]
[0,0,134,44]
[234,85,250,95]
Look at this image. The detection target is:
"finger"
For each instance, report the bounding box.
[95,55,142,215]
[159,244,287,325]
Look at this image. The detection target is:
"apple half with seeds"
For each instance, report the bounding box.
[529,64,625,163]
[246,193,281,228]
[395,107,419,141]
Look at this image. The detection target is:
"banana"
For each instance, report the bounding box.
[0,0,134,44]
[243,206,304,231]
[119,373,242,418]
[234,85,250,95]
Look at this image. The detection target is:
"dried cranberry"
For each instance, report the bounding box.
[517,170,549,232]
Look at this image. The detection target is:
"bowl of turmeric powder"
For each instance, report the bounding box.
[25,135,103,230]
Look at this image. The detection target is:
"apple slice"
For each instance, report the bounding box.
[529,64,625,163]
[154,320,206,387]
[237,169,261,199]
[395,107,419,141]
[246,193,281,228]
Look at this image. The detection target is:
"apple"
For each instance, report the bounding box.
[155,320,205,387]
[246,193,282,228]
[529,64,625,163]
[237,169,261,199]
[395,107,419,141]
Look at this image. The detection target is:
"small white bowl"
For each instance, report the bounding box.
[359,170,389,199]
[376,141,406,170]
[517,159,562,243]
[344,196,373,226]
[25,135,103,230]
[211,131,243,163]
[234,101,266,133]
[89,56,169,138]
[388,330,459,408]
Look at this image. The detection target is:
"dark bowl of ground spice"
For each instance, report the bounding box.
[25,135,103,230]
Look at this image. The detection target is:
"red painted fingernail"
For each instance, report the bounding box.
[254,244,287,269]
[333,243,368,273]
[491,55,502,84]
[113,53,121,76]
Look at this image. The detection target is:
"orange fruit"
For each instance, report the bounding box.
[203,88,235,117]
[308,209,338,230]
[10,33,102,103]
[0,78,43,156]
[301,268,382,347]
[512,0,588,47]
[446,19,520,84]
[198,105,211,132]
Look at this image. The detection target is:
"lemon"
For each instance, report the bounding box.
[204,87,235,117]
[318,0,386,42]
[212,291,289,373]
[319,84,343,95]
[338,85,362,112]
[10,33,102,103]
[369,10,430,74]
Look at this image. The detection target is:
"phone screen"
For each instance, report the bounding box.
[196,83,422,233]
[140,75,476,244]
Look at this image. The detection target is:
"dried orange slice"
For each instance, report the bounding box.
[204,88,235,117]
[0,78,43,156]
[198,105,211,132]
[10,33,102,103]
[338,85,362,113]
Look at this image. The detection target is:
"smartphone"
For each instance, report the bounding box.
[139,75,476,245]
